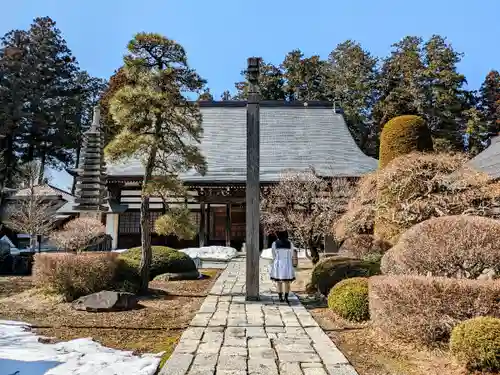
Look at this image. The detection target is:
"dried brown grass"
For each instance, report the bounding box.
[369,275,500,346]
[33,252,119,301]
[381,216,500,279]
[338,235,391,261]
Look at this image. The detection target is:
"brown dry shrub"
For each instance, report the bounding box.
[374,152,500,244]
[338,234,391,261]
[369,275,500,345]
[333,172,377,242]
[50,217,106,252]
[381,216,500,279]
[33,252,119,301]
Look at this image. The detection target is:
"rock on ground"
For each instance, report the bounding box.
[154,270,200,281]
[72,291,138,312]
[180,246,238,262]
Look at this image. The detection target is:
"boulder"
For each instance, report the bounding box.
[72,290,138,312]
[153,270,200,281]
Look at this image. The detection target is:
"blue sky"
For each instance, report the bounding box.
[3,0,500,191]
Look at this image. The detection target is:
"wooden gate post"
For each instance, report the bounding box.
[246,57,261,301]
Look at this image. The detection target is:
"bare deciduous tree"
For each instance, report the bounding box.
[261,168,353,264]
[4,161,57,251]
[50,217,106,252]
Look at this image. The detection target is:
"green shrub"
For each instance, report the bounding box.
[119,246,196,280]
[113,258,142,293]
[33,252,118,301]
[328,277,369,322]
[381,215,500,279]
[309,256,380,296]
[450,317,500,372]
[369,275,500,345]
[378,115,433,169]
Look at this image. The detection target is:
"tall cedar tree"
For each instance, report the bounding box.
[21,17,80,180]
[0,29,30,189]
[105,33,207,293]
[326,40,379,156]
[99,67,135,145]
[423,35,468,150]
[281,49,329,101]
[374,36,427,127]
[479,70,500,134]
[234,60,285,100]
[197,88,214,101]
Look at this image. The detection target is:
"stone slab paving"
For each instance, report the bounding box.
[160,256,358,375]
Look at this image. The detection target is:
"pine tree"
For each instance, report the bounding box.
[198,88,214,101]
[105,33,207,293]
[100,66,136,144]
[326,40,379,156]
[479,70,500,134]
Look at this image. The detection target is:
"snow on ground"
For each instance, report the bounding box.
[180,246,238,262]
[260,247,308,260]
[0,320,162,375]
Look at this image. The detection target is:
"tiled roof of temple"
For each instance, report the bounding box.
[106,101,378,182]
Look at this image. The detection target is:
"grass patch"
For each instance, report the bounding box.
[0,269,222,370]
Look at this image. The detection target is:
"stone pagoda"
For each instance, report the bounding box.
[73,106,108,217]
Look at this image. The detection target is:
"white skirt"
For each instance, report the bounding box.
[269,247,295,282]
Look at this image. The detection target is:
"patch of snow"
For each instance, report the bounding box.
[180,246,238,262]
[260,247,308,260]
[111,249,128,253]
[0,320,162,375]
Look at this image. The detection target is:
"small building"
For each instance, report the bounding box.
[100,101,377,250]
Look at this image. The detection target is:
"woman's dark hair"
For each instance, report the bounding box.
[275,230,291,249]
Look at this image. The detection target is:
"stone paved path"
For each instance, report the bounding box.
[160,256,358,375]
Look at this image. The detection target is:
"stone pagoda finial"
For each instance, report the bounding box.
[74,105,108,215]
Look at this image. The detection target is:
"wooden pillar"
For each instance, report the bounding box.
[263,233,269,249]
[199,202,205,247]
[225,203,231,247]
[246,57,261,301]
[206,203,211,246]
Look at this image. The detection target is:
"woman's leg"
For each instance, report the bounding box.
[277,281,284,302]
[283,281,291,304]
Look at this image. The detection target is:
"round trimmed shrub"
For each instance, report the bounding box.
[450,317,500,371]
[328,277,369,322]
[309,257,380,296]
[119,246,196,280]
[381,216,500,279]
[379,115,433,169]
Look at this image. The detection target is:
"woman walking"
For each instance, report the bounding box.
[269,231,298,304]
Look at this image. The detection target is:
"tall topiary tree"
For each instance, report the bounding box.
[378,115,433,168]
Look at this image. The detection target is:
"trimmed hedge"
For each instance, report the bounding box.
[450,317,500,372]
[381,216,500,279]
[369,275,500,345]
[309,257,380,296]
[327,277,369,322]
[119,246,196,280]
[378,115,433,169]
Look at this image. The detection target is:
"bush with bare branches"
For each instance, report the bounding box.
[381,216,500,279]
[374,152,500,244]
[333,172,377,242]
[369,275,500,345]
[50,217,106,252]
[261,168,353,264]
[338,234,391,262]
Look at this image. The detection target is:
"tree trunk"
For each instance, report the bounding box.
[71,140,82,195]
[38,151,46,184]
[138,144,158,294]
